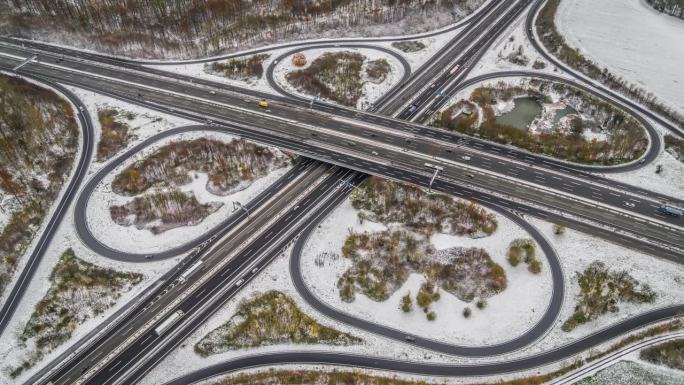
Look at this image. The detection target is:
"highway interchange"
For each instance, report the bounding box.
[0,0,682,384]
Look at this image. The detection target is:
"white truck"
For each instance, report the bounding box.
[154,310,184,336]
[178,260,203,284]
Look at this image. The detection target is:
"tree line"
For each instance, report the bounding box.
[2,0,478,58]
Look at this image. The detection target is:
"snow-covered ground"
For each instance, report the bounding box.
[573,358,684,385]
[64,86,293,255]
[376,27,465,71]
[138,244,464,385]
[467,7,555,78]
[138,205,684,385]
[300,198,552,346]
[605,145,684,200]
[0,189,183,385]
[555,0,684,115]
[272,47,405,110]
[0,86,197,385]
[86,130,290,254]
[145,50,288,96]
[515,217,684,354]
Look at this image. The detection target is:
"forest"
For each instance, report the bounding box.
[1,0,483,59]
[0,75,79,300]
[645,0,684,19]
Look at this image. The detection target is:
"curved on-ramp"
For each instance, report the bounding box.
[289,198,564,356]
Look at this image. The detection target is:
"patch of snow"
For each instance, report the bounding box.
[300,198,552,346]
[135,209,684,385]
[374,26,465,72]
[467,8,556,78]
[511,217,684,355]
[603,147,684,200]
[144,50,289,97]
[555,0,684,115]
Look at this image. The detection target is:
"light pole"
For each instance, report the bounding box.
[424,163,444,194]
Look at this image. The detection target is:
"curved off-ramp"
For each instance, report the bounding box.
[73,124,315,262]
[525,0,684,139]
[265,43,412,107]
[0,73,94,335]
[431,70,662,174]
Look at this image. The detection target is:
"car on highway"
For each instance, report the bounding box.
[405,336,416,342]
[624,201,636,208]
[462,155,471,161]
[407,104,418,114]
[235,278,245,286]
[209,90,216,95]
[258,99,269,108]
[465,173,474,179]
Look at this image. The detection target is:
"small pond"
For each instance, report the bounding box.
[495,97,542,130]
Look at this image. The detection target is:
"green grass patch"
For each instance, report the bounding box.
[339,230,506,303]
[391,41,426,53]
[206,54,270,81]
[286,51,366,107]
[110,189,222,234]
[96,107,133,161]
[506,238,541,274]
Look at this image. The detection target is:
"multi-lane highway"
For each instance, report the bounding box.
[0,51,680,261]
[1,1,683,384]
[30,161,344,385]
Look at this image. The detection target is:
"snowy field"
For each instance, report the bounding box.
[299,198,552,346]
[516,217,684,354]
[605,145,684,199]
[0,87,200,385]
[145,49,289,97]
[86,130,290,254]
[376,26,466,71]
[138,245,463,385]
[0,86,291,384]
[468,6,555,77]
[555,0,684,115]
